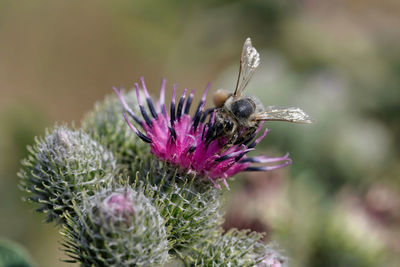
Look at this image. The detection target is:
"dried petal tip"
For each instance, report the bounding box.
[115,78,292,189]
[101,191,135,220]
[256,247,288,267]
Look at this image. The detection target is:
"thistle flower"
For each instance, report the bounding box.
[114,77,291,189]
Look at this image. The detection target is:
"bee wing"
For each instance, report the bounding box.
[233,38,260,97]
[255,106,313,123]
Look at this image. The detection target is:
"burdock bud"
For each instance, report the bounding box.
[101,191,135,221]
[37,126,115,175]
[62,186,169,266]
[19,125,116,223]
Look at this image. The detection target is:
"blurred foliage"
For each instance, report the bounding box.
[0,239,35,267]
[1,0,400,266]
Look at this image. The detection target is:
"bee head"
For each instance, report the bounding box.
[231,98,255,120]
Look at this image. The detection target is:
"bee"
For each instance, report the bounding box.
[207,38,313,146]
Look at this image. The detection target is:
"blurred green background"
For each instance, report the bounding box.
[1,0,400,266]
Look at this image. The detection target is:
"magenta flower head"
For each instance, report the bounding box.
[113,77,292,189]
[114,39,312,189]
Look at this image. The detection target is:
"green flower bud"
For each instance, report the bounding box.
[62,186,169,266]
[19,125,116,223]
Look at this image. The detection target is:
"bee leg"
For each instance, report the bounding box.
[205,121,223,144]
[233,128,256,146]
[242,132,257,146]
[223,131,237,147]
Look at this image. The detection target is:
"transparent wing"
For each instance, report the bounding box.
[255,106,313,123]
[233,37,260,97]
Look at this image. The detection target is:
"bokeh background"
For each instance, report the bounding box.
[1,0,400,266]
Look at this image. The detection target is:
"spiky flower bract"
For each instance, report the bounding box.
[19,125,115,223]
[62,186,169,266]
[157,175,224,253]
[183,229,265,267]
[82,90,149,171]
[114,77,292,189]
[123,162,266,266]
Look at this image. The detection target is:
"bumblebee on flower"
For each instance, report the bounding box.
[114,38,312,189]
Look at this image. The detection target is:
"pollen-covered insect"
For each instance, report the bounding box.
[208,38,312,146]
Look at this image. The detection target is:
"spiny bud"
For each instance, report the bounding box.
[62,186,169,266]
[184,229,265,267]
[19,125,116,223]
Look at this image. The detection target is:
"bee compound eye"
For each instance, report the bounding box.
[231,99,255,119]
